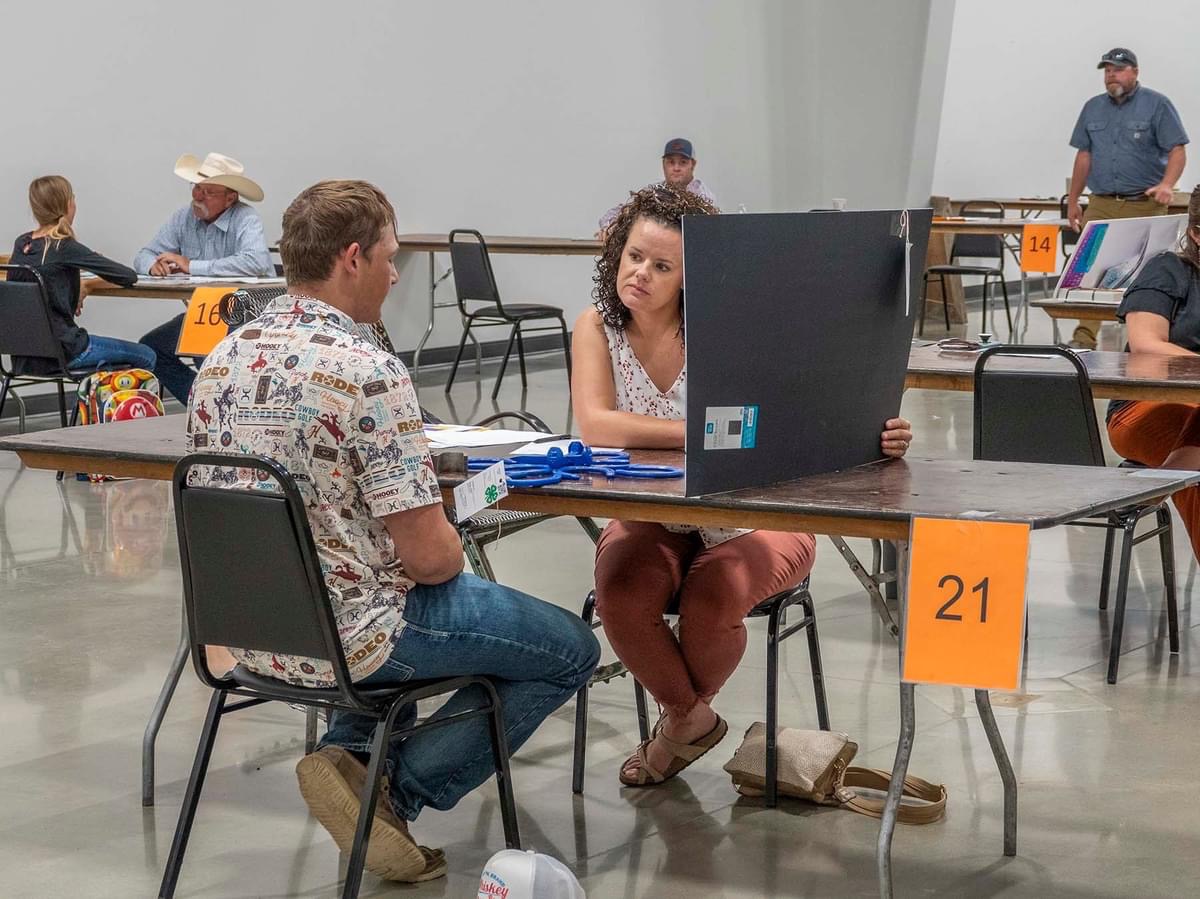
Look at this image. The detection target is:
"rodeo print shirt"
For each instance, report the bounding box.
[186,294,440,687]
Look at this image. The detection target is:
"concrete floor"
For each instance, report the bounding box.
[1,302,1199,897]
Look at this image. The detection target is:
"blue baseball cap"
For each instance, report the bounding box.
[662,138,694,160]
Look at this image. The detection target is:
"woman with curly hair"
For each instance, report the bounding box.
[572,185,913,786]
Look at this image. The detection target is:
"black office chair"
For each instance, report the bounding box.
[445,230,572,399]
[973,345,1177,683]
[920,201,1013,337]
[572,577,829,806]
[161,454,520,899]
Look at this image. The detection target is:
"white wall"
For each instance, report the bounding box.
[933,1,1199,201]
[2,0,949,366]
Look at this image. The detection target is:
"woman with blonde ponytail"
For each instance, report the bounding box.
[1107,185,1200,562]
[7,176,156,377]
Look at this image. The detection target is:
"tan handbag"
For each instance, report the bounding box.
[723,722,947,824]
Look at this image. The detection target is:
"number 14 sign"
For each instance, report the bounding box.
[902,517,1030,691]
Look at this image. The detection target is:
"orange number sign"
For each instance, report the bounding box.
[1020,223,1059,274]
[176,287,233,357]
[902,517,1030,691]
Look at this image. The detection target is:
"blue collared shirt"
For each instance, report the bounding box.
[1069,84,1189,195]
[133,201,273,276]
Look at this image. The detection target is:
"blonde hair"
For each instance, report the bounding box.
[29,175,76,244]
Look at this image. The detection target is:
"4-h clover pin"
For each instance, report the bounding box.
[484,484,500,504]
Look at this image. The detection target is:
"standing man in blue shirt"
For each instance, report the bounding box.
[1066,49,1188,348]
[134,152,274,400]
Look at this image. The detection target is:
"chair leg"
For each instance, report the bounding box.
[304,707,319,754]
[634,680,650,742]
[444,320,474,392]
[803,594,830,730]
[158,691,228,899]
[0,375,10,423]
[342,705,406,899]
[1106,522,1138,684]
[1098,526,1116,610]
[1157,505,1180,653]
[918,273,929,336]
[559,317,573,378]
[982,276,992,334]
[56,379,68,428]
[766,605,781,808]
[492,326,520,400]
[514,324,528,391]
[939,274,950,331]
[481,679,521,849]
[999,274,1013,337]
[572,591,597,795]
[574,517,603,544]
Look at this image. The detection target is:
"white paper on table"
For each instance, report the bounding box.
[510,438,624,456]
[133,275,286,286]
[423,425,565,449]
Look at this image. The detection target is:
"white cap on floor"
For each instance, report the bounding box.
[478,849,586,898]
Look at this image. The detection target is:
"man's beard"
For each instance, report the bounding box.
[1106,83,1126,99]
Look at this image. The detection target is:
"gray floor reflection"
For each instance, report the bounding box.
[2,311,1200,896]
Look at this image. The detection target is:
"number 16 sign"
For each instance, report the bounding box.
[902,517,1030,691]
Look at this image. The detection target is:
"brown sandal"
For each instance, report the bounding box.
[619,715,729,787]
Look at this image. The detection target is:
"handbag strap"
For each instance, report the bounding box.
[836,767,947,825]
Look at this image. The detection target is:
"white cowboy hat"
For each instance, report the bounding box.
[173,152,264,202]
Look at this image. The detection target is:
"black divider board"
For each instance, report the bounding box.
[682,209,932,497]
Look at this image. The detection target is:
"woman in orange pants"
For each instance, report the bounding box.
[1107,186,1200,559]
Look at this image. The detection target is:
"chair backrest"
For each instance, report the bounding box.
[0,265,71,372]
[951,201,1006,263]
[218,286,400,355]
[973,345,1105,467]
[448,229,504,314]
[172,453,363,701]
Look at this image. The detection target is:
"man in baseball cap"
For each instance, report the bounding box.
[1065,50,1188,347]
[133,152,274,401]
[598,137,718,235]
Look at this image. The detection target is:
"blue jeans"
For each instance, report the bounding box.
[138,314,194,403]
[68,335,157,372]
[319,572,599,821]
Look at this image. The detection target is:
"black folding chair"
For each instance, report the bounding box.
[444,230,572,398]
[572,576,829,806]
[973,345,1177,683]
[921,201,1013,337]
[161,454,520,899]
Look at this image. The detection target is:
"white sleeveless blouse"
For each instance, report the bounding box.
[603,322,748,548]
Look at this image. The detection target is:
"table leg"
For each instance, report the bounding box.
[411,251,481,382]
[975,689,1017,856]
[411,252,438,381]
[877,539,913,898]
[1051,316,1061,344]
[827,536,898,636]
[142,608,190,807]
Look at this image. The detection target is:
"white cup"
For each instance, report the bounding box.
[831,198,848,211]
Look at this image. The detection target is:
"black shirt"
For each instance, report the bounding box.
[6,233,137,375]
[1108,251,1200,420]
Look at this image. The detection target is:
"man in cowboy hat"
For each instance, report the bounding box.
[134,152,273,402]
[597,137,717,236]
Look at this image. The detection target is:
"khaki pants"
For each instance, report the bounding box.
[1072,195,1169,346]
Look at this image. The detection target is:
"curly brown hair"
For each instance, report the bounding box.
[592,184,718,329]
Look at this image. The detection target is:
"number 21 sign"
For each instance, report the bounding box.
[902,517,1030,691]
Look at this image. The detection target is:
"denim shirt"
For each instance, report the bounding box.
[133,201,273,276]
[1069,85,1189,195]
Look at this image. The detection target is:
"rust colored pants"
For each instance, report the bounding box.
[1107,400,1200,560]
[593,521,817,719]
